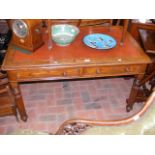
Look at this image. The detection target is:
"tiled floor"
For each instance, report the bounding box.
[0,76,145,134]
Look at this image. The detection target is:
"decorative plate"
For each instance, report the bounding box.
[83,33,117,49]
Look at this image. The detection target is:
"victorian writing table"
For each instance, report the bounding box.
[2,26,151,121]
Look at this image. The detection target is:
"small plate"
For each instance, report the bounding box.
[83,33,117,49]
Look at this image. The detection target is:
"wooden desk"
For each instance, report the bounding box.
[2,26,151,121]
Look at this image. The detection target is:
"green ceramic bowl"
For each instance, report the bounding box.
[51,24,80,46]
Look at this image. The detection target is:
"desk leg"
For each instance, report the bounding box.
[126,74,144,112]
[10,82,28,122]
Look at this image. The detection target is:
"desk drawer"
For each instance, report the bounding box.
[83,65,142,76]
[16,70,62,79]
[16,68,82,79]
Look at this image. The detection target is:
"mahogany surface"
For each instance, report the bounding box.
[2,26,151,121]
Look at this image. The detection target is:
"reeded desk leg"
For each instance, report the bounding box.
[10,82,28,121]
[126,74,144,112]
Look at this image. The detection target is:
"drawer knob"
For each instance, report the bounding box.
[63,71,67,76]
[125,67,130,72]
[96,69,101,74]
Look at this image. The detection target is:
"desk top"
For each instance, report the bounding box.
[2,26,151,70]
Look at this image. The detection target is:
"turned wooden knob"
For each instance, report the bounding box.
[63,71,67,76]
[96,68,101,74]
[125,67,130,72]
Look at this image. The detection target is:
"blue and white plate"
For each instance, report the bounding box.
[83,33,117,49]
